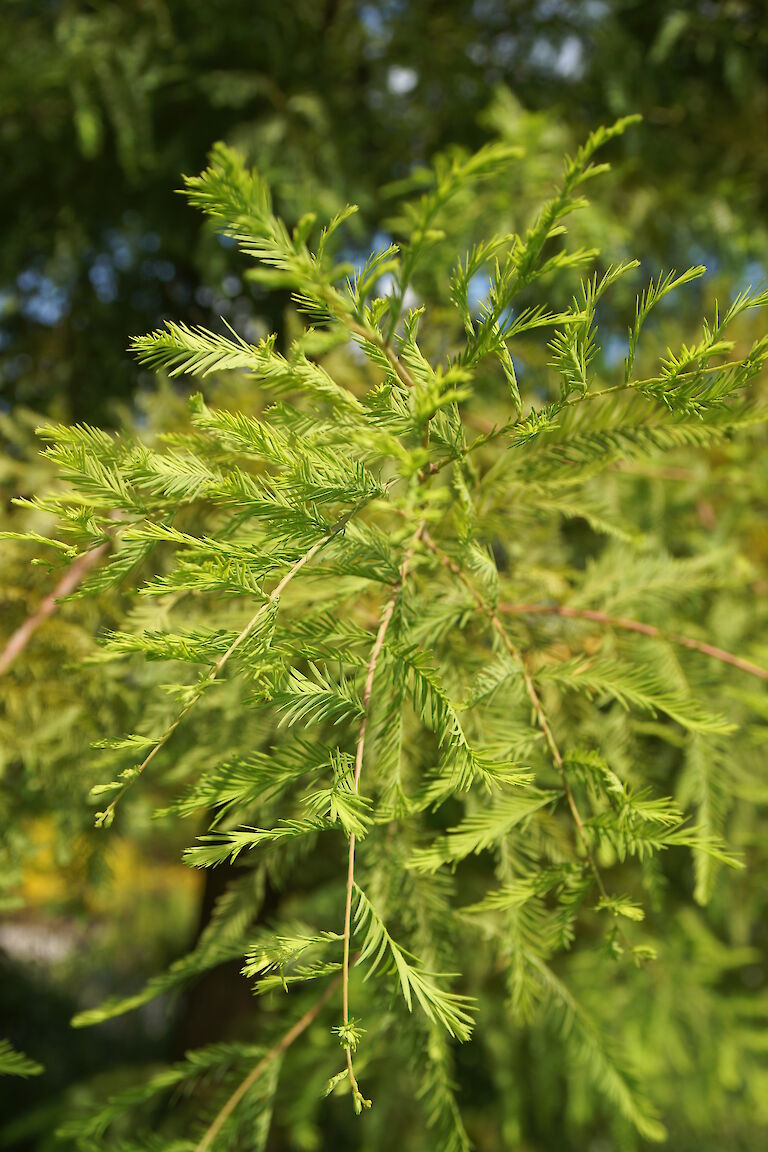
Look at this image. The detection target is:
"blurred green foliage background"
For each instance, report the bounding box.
[2,2,768,1148]
[3,0,768,421]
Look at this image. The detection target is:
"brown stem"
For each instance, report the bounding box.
[0,542,109,677]
[420,530,614,907]
[517,658,608,903]
[341,521,423,1101]
[347,318,418,392]
[498,602,768,682]
[194,974,340,1152]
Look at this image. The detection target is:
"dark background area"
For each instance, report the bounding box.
[2,1,767,421]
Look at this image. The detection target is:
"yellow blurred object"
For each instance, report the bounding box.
[19,816,200,914]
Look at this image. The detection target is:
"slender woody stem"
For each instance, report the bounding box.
[341,521,423,1103]
[434,357,757,473]
[499,602,768,681]
[194,974,340,1152]
[0,540,109,677]
[419,530,616,909]
[347,317,418,391]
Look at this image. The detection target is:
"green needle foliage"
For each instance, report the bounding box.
[6,118,768,1149]
[0,1039,44,1079]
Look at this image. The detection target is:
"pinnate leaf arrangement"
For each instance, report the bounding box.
[7,117,768,1148]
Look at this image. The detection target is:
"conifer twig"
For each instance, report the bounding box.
[194,973,341,1152]
[499,602,768,681]
[0,541,109,677]
[99,497,382,824]
[432,357,759,474]
[419,530,618,913]
[340,520,424,1107]
[348,317,418,391]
